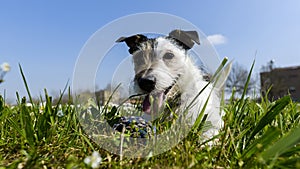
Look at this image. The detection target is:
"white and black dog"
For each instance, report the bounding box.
[116,30,230,139]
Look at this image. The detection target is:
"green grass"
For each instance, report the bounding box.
[0,66,300,168]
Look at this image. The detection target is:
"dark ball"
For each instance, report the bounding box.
[113,116,155,138]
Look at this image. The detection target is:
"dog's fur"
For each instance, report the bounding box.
[116,30,229,139]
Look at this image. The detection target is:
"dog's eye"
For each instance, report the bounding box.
[163,52,175,60]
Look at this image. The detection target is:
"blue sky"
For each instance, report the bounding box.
[0,1,300,102]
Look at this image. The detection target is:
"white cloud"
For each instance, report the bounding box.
[207,34,227,45]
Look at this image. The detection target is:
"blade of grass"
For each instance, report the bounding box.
[103,83,121,116]
[0,95,3,112]
[246,96,290,146]
[19,64,34,107]
[242,127,281,159]
[185,57,228,111]
[7,118,26,139]
[260,126,300,161]
[192,90,212,133]
[54,80,69,111]
[57,85,73,142]
[236,60,255,111]
[20,96,36,147]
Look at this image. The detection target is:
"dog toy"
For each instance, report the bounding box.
[112,116,155,138]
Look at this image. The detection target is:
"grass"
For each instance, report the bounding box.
[0,65,300,168]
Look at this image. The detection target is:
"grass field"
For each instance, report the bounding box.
[1,66,300,168]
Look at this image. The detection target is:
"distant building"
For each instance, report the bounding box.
[260,66,300,101]
[95,90,120,106]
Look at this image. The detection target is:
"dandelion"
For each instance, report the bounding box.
[84,151,102,169]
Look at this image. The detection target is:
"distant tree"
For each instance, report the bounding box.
[225,62,256,96]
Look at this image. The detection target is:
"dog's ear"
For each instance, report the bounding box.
[168,30,200,50]
[116,34,148,54]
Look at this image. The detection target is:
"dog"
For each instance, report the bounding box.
[116,30,230,140]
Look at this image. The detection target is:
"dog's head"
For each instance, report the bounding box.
[116,30,200,115]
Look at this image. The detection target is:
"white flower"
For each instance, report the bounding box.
[39,102,46,113]
[84,151,102,168]
[57,110,64,117]
[1,62,11,72]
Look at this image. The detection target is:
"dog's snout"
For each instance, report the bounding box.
[137,76,156,92]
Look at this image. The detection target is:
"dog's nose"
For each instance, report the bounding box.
[137,76,156,92]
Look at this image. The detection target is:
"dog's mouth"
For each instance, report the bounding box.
[142,82,177,115]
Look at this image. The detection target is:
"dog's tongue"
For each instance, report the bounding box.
[142,95,151,114]
[142,92,165,115]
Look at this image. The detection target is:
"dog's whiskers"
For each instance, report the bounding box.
[117,29,229,142]
[128,93,147,99]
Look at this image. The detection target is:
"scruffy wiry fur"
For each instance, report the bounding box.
[117,30,230,141]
